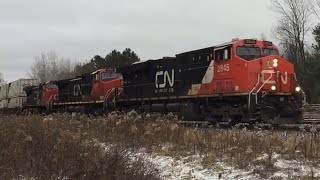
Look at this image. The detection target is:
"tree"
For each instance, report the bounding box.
[302,25,320,103]
[0,72,5,85]
[121,48,140,66]
[272,0,312,63]
[73,48,141,76]
[310,0,320,20]
[302,57,320,103]
[74,62,95,76]
[105,48,140,69]
[105,50,123,69]
[312,24,320,53]
[90,55,106,70]
[260,33,267,41]
[29,51,76,82]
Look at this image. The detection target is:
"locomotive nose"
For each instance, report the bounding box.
[260,55,296,93]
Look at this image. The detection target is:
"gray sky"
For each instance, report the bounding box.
[0,0,277,82]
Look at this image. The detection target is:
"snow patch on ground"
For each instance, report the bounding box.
[135,151,320,180]
[136,153,259,180]
[256,153,320,179]
[101,143,320,179]
[273,158,320,179]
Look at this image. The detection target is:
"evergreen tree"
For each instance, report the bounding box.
[90,55,106,70]
[105,48,140,69]
[312,24,320,53]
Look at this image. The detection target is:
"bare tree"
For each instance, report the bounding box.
[260,33,267,41]
[74,62,95,76]
[0,72,5,85]
[29,51,76,82]
[272,0,313,62]
[309,0,320,20]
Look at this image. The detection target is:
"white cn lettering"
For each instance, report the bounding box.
[261,70,275,84]
[155,70,175,88]
[155,71,164,88]
[281,72,288,85]
[73,84,81,96]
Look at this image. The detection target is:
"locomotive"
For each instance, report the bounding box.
[8,39,306,124]
[117,39,305,124]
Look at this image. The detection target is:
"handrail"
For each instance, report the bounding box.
[115,89,121,100]
[248,74,260,110]
[248,71,275,110]
[104,88,115,102]
[103,88,116,111]
[255,75,272,105]
[256,73,274,95]
[111,88,121,108]
[46,95,54,110]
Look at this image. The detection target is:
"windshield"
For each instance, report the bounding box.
[47,84,58,90]
[101,72,120,82]
[236,47,261,60]
[263,48,279,56]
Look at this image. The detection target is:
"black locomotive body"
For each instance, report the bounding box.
[118,47,214,99]
[55,74,94,103]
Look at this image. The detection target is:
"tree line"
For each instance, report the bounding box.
[272,0,320,103]
[28,48,140,83]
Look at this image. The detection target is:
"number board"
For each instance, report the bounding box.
[217,64,230,73]
[244,39,257,44]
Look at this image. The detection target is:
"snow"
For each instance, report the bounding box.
[100,143,320,179]
[135,153,260,180]
[134,151,320,180]
[273,158,320,178]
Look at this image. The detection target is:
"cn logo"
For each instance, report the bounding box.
[261,70,275,84]
[155,70,175,88]
[73,84,82,96]
[261,70,288,85]
[281,72,288,84]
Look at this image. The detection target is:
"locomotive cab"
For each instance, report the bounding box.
[91,68,123,101]
[40,82,59,108]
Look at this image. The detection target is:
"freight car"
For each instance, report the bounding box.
[0,79,39,113]
[17,39,305,125]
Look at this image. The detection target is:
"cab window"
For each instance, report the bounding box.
[236,47,261,60]
[263,48,279,56]
[215,47,231,61]
[101,72,120,82]
[47,84,58,90]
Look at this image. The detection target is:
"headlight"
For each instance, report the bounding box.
[273,59,278,67]
[295,86,301,92]
[271,85,277,91]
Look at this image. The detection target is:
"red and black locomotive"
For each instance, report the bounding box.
[23,39,305,124]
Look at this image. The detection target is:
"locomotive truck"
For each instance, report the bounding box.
[1,39,306,125]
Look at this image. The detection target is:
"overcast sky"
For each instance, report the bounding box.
[0,0,277,82]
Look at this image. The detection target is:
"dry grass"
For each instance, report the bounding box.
[0,113,159,180]
[1,111,320,179]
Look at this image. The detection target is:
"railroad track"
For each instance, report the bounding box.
[178,104,320,131]
[303,104,320,123]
